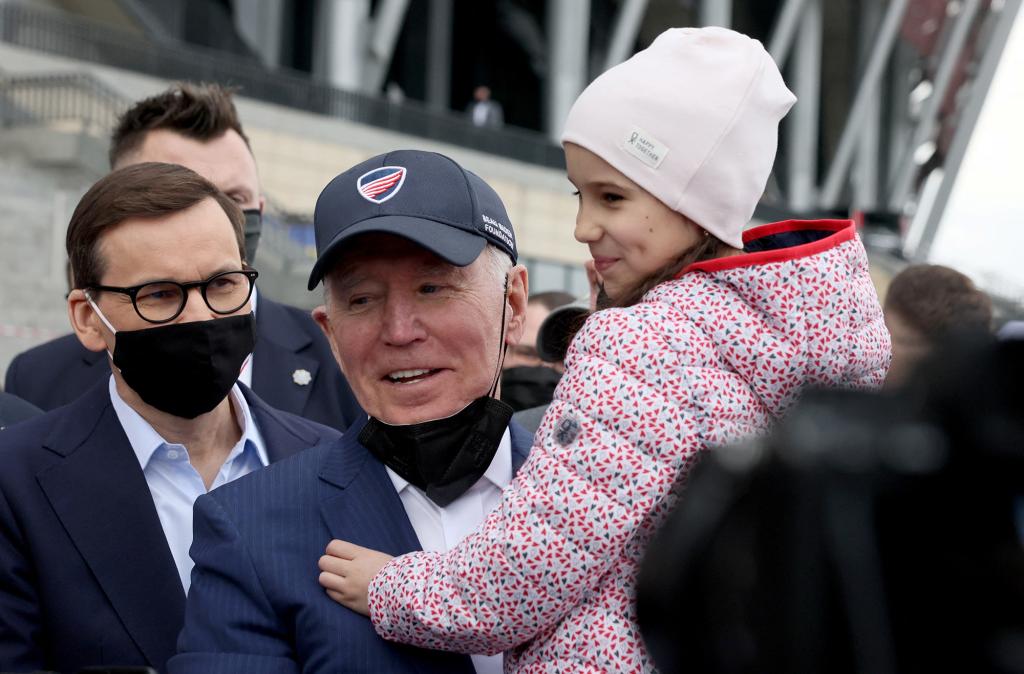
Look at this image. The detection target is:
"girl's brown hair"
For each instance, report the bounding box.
[563,230,729,349]
[612,231,728,308]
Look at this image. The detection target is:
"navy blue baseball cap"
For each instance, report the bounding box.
[308,150,518,289]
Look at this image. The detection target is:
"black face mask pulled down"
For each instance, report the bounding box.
[111,313,257,419]
[359,392,514,508]
[243,209,262,263]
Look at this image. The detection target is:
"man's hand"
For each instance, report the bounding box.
[318,540,394,616]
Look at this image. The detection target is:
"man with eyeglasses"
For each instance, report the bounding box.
[4,83,362,431]
[0,163,339,674]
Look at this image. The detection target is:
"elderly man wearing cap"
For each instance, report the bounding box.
[170,150,532,674]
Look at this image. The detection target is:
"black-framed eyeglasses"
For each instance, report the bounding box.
[88,269,259,324]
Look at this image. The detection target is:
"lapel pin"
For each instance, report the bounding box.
[292,369,312,386]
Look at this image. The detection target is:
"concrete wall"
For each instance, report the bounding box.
[237,104,583,265]
[0,41,586,384]
[0,43,584,264]
[0,157,96,376]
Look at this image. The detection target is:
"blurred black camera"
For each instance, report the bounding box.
[638,337,1024,674]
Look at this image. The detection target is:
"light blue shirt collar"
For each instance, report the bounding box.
[108,375,269,593]
[109,376,269,471]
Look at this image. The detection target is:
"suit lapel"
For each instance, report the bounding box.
[318,417,422,556]
[318,419,534,554]
[36,382,183,668]
[252,298,319,417]
[80,340,106,367]
[242,384,324,462]
[67,337,111,403]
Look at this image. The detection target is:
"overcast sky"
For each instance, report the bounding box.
[929,7,1024,303]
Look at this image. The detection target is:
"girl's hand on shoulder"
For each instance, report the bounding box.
[318,539,394,616]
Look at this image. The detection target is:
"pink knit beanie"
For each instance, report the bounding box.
[560,27,796,249]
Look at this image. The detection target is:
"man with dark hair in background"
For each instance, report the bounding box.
[4,83,361,430]
[883,263,993,388]
[0,163,338,673]
[0,392,40,430]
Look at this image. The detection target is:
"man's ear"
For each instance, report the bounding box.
[312,304,347,376]
[258,194,266,214]
[504,265,529,347]
[67,289,111,354]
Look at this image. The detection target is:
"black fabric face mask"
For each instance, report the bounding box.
[243,209,262,264]
[359,396,513,508]
[110,314,257,419]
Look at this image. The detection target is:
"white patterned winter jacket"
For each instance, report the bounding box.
[368,220,891,673]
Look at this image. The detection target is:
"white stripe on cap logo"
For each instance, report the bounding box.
[356,166,407,204]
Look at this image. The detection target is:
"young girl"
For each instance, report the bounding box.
[318,27,890,672]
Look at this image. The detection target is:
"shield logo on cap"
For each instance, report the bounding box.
[356,166,407,204]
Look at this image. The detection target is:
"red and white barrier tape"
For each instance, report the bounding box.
[0,324,64,340]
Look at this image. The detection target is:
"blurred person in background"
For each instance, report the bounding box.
[3,83,361,431]
[500,289,573,412]
[0,164,338,673]
[170,150,533,674]
[510,294,589,434]
[883,263,993,388]
[317,27,889,673]
[512,261,604,433]
[0,392,40,430]
[502,290,574,370]
[467,85,504,129]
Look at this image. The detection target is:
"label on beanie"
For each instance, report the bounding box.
[622,126,669,169]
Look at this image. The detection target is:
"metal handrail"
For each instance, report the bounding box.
[0,71,124,133]
[0,1,565,168]
[0,70,316,270]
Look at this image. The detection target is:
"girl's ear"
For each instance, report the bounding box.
[504,265,529,346]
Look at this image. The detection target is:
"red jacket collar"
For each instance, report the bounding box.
[682,219,857,276]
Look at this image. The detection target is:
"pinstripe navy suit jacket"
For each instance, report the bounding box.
[0,381,339,674]
[170,415,532,674]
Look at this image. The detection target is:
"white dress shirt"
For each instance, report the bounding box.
[385,427,512,674]
[110,377,269,593]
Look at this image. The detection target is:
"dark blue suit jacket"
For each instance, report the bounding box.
[0,380,339,674]
[170,417,533,674]
[0,392,41,430]
[2,296,362,431]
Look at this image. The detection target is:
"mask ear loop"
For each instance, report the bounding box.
[84,290,118,335]
[487,272,510,399]
[84,290,120,364]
